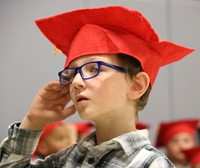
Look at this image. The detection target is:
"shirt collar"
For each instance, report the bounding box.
[78,129,151,157]
[113,129,151,156]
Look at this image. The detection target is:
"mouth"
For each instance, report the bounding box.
[76,95,89,103]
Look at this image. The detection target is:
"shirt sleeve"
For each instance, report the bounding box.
[0,122,42,168]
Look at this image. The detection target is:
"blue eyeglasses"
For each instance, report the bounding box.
[58,61,126,86]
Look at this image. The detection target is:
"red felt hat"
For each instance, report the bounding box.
[136,121,149,130]
[155,119,199,147]
[35,6,194,87]
[183,146,200,167]
[74,121,95,136]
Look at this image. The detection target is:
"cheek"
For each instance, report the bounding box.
[69,88,76,104]
[184,140,196,149]
[167,145,177,153]
[95,80,128,106]
[167,142,180,153]
[49,139,62,148]
[95,75,128,96]
[52,142,65,152]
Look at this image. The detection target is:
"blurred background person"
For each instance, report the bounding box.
[32,121,77,162]
[155,119,199,168]
[64,122,78,143]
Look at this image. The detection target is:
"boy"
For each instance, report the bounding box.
[155,119,199,168]
[0,6,195,167]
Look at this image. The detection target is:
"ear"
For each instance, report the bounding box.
[127,72,150,100]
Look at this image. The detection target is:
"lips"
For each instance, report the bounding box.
[76,95,89,103]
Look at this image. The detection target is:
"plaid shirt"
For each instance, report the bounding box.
[0,123,175,168]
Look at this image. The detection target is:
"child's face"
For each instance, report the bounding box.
[166,132,196,163]
[69,54,134,121]
[43,125,76,156]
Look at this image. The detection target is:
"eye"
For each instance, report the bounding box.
[84,63,100,75]
[89,65,99,73]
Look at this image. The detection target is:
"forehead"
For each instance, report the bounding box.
[68,54,119,67]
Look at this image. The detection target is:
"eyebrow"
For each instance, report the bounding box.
[69,56,108,68]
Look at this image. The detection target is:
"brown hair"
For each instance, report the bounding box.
[116,53,151,112]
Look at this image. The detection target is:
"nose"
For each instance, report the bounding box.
[71,72,86,89]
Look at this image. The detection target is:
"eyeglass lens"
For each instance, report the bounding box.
[60,62,100,85]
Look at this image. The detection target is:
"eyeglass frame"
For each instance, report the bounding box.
[58,61,126,86]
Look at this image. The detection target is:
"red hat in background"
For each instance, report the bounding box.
[35,6,194,87]
[74,121,95,136]
[136,121,149,130]
[183,146,200,167]
[39,121,63,143]
[155,119,199,147]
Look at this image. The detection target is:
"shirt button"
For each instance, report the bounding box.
[88,157,95,164]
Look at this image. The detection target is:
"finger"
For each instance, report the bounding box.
[60,86,69,95]
[50,82,69,92]
[43,80,62,91]
[39,93,71,108]
[39,87,70,101]
[59,105,76,119]
[39,91,63,101]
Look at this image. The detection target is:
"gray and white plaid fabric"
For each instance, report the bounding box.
[0,123,175,168]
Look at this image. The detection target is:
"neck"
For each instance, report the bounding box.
[95,117,136,145]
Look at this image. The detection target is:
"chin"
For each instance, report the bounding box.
[77,110,92,120]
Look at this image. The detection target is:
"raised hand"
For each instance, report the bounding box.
[20,80,76,130]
